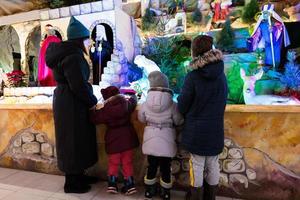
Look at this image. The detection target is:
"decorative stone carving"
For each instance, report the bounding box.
[21,132,35,143]
[228,148,243,159]
[219,160,223,171]
[246,169,256,180]
[5,127,55,159]
[220,173,229,186]
[13,137,22,147]
[0,126,59,175]
[224,138,233,147]
[229,174,249,188]
[41,143,53,157]
[22,142,40,154]
[36,133,46,143]
[223,159,246,173]
[220,147,228,159]
[12,147,22,154]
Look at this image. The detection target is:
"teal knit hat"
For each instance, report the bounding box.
[67,16,90,40]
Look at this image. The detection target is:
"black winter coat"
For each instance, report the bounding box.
[177,49,228,156]
[46,41,98,173]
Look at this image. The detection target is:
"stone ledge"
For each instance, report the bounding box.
[1,104,300,113]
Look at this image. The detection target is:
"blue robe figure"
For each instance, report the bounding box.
[90,40,112,84]
[248,4,290,69]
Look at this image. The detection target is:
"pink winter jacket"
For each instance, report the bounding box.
[138,88,183,158]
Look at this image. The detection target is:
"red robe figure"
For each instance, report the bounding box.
[38,26,61,86]
[211,0,232,22]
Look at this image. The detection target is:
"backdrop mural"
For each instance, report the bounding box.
[0,106,299,199]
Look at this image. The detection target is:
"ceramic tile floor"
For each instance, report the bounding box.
[0,167,242,200]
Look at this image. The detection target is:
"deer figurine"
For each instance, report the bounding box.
[240,68,300,105]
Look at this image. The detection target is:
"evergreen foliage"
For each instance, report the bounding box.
[142,8,156,31]
[242,0,259,23]
[192,9,202,23]
[49,0,97,8]
[49,0,64,8]
[280,52,300,90]
[216,19,235,52]
[143,36,190,93]
[226,62,244,104]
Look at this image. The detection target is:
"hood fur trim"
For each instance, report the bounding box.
[190,49,223,69]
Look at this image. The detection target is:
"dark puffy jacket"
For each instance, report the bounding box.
[46,41,98,173]
[90,95,139,154]
[177,49,228,156]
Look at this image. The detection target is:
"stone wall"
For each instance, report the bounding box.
[0,108,59,174]
[0,105,299,199]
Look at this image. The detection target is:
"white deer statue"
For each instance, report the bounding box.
[240,68,300,105]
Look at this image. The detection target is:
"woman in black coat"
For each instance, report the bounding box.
[46,16,98,193]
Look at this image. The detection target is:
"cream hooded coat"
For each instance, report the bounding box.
[138,88,183,158]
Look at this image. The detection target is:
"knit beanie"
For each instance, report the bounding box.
[148,71,169,88]
[67,16,90,40]
[191,35,213,58]
[101,86,120,100]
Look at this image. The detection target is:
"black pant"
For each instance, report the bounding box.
[146,155,172,183]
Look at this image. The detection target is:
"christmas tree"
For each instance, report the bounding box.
[216,19,235,52]
[142,8,156,31]
[226,62,244,104]
[192,9,202,24]
[242,0,259,23]
[280,51,300,90]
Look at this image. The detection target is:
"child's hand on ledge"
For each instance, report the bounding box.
[96,104,104,110]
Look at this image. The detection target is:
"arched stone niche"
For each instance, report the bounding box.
[89,20,116,84]
[12,20,40,73]
[89,20,116,49]
[41,25,64,41]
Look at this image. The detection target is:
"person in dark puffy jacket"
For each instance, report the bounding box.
[177,35,228,200]
[138,71,183,200]
[90,86,139,195]
[46,16,98,194]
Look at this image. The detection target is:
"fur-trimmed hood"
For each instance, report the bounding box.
[190,49,223,69]
[189,49,224,80]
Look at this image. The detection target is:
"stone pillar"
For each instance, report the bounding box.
[12,21,40,74]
